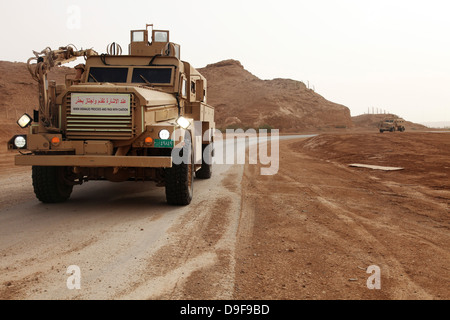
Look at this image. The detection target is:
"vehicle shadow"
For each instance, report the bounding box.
[27,180,182,219]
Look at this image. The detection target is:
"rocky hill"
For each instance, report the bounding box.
[0,61,70,145]
[0,61,70,116]
[199,60,353,132]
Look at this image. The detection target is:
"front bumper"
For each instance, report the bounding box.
[15,154,172,168]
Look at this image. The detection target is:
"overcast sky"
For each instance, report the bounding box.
[1,0,449,124]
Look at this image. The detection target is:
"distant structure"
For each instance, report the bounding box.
[367,107,389,115]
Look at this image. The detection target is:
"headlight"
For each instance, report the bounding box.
[176,116,191,129]
[158,129,171,140]
[14,136,27,149]
[17,113,33,128]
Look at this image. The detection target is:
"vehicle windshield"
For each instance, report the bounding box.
[132,68,172,84]
[87,67,172,84]
[88,67,128,83]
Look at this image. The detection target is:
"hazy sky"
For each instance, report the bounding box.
[1,0,449,124]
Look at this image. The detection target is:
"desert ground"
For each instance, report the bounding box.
[0,130,448,300]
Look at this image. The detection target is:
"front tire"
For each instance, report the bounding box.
[165,134,194,206]
[32,166,73,203]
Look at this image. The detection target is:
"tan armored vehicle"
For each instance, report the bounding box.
[379,117,406,133]
[8,24,215,206]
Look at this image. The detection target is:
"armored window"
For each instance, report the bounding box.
[132,68,172,84]
[88,67,128,83]
[182,78,187,98]
[132,31,145,42]
[154,31,168,42]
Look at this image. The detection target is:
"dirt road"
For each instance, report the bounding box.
[0,132,449,300]
[0,158,245,299]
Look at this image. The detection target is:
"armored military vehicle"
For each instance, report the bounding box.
[379,117,406,133]
[8,24,215,206]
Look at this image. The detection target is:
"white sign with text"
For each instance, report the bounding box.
[71,93,130,116]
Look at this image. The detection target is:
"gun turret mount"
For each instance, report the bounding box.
[129,24,180,59]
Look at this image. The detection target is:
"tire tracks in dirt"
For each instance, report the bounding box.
[118,164,244,300]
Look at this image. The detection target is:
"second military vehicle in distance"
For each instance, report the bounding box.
[379,117,406,133]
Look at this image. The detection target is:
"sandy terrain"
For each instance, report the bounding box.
[0,131,448,300]
[235,132,449,300]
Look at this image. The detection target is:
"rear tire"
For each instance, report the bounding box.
[32,166,73,203]
[165,134,194,206]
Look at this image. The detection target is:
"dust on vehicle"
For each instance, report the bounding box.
[7,24,215,206]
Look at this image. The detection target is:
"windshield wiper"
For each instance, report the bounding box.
[89,73,99,83]
[139,74,152,85]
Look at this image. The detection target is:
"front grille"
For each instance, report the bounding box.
[65,94,136,140]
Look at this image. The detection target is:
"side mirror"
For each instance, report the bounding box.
[196,79,205,102]
[17,113,33,128]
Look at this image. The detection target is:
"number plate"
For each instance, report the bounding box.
[154,139,174,148]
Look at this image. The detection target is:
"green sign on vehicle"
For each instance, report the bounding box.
[154,139,174,148]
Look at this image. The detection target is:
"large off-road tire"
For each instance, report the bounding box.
[165,134,194,206]
[195,144,213,180]
[32,166,73,203]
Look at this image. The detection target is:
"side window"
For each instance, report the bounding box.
[132,31,145,42]
[181,77,188,98]
[154,31,168,42]
[191,81,196,94]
